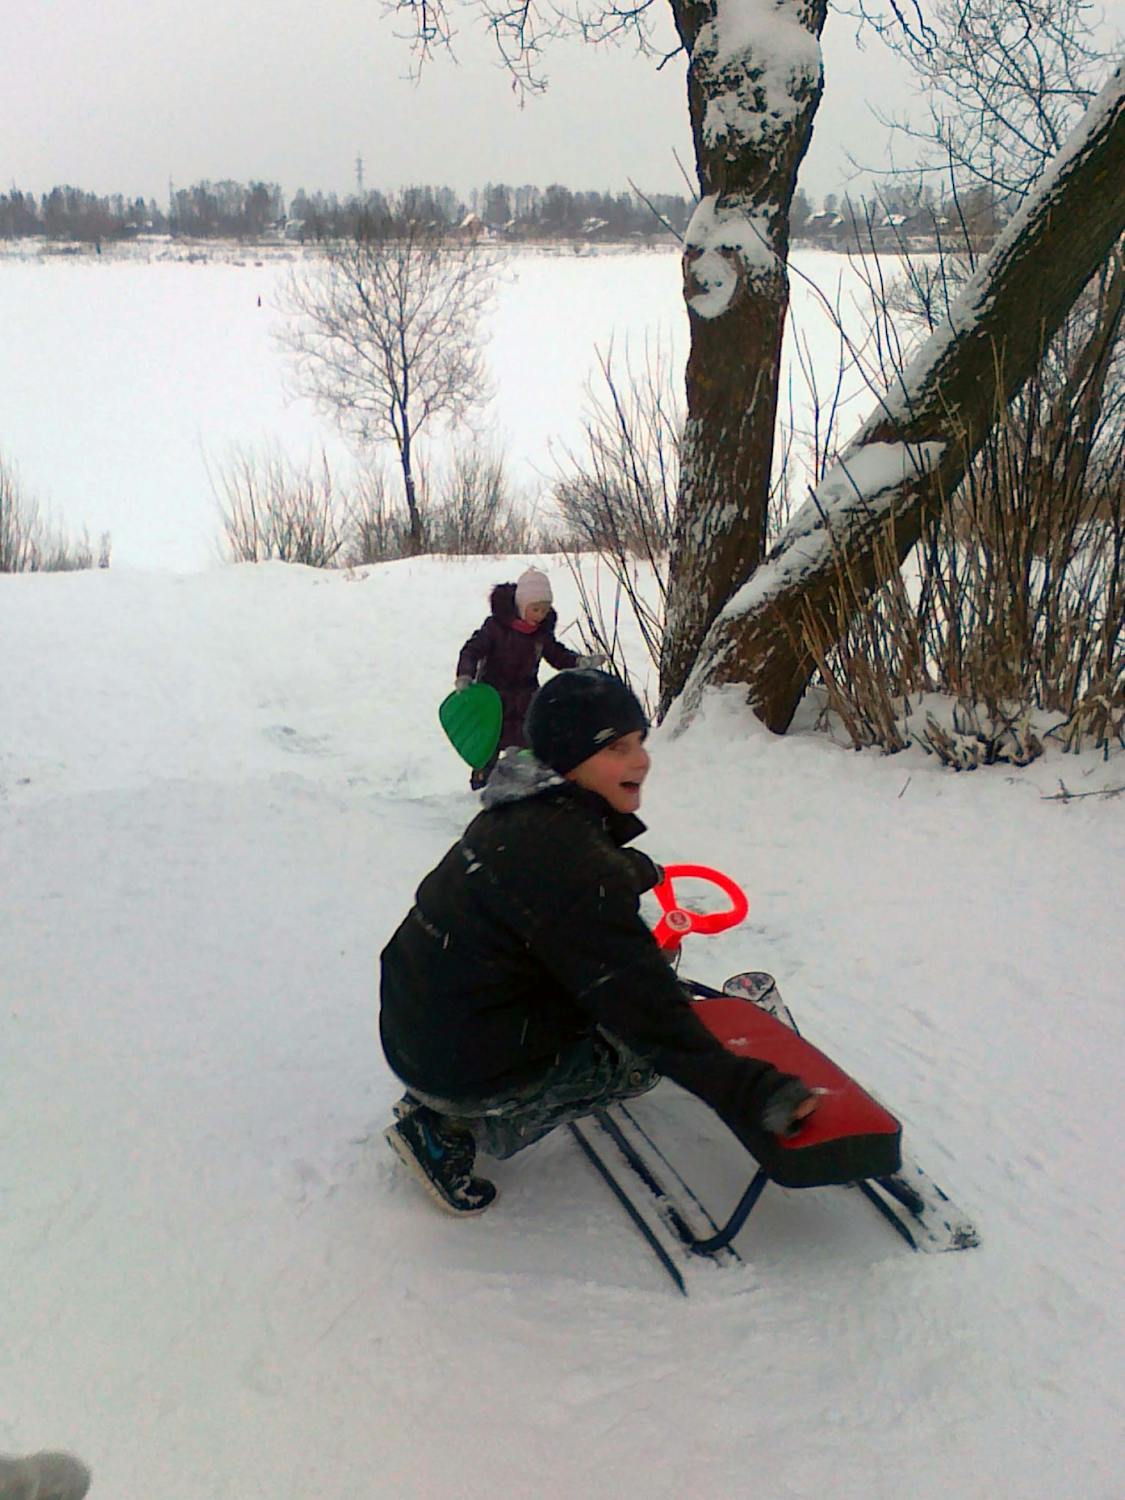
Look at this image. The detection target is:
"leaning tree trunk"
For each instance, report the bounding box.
[660,0,829,711]
[676,62,1125,733]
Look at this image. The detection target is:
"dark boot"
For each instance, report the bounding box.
[385,1106,498,1215]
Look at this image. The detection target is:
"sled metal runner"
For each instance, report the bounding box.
[568,1121,690,1297]
[854,1163,981,1253]
[575,1101,979,1293]
[591,1106,767,1257]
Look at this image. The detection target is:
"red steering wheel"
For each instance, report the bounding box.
[651,863,749,952]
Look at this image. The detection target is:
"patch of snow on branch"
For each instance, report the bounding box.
[815,440,948,516]
[718,439,947,619]
[684,194,776,317]
[696,1,822,157]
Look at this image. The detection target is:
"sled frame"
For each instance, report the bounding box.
[592,1106,769,1256]
[570,974,980,1291]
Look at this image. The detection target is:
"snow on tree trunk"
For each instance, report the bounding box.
[661,0,828,711]
[675,61,1125,734]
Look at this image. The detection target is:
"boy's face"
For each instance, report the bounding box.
[566,730,650,814]
[522,600,551,625]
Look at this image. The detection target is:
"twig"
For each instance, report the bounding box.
[1042,780,1124,802]
[627,177,683,244]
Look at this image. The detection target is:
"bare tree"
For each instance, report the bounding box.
[660,1,832,708]
[279,207,498,552]
[860,0,1112,199]
[871,0,1125,477]
[212,445,345,567]
[553,341,681,671]
[814,0,1124,760]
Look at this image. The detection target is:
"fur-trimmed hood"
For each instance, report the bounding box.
[480,747,565,808]
[480,748,648,854]
[489,582,558,633]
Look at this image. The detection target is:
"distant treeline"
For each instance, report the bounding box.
[0,178,1006,247]
[0,180,692,243]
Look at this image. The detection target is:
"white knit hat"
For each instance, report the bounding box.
[514,567,552,616]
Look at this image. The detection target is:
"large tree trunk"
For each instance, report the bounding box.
[676,62,1125,732]
[660,0,829,711]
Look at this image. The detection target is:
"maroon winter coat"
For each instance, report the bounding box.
[457,583,579,749]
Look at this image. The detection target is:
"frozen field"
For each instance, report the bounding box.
[0,245,894,569]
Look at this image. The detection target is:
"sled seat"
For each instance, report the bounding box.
[692,996,902,1189]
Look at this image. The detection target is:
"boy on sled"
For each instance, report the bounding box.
[379,670,816,1214]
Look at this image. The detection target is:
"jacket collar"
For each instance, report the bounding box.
[480,750,645,846]
[569,783,646,847]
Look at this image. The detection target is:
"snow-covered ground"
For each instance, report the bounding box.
[0,246,888,569]
[2,557,1122,1498]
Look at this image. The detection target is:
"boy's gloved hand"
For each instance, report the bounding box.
[454,675,473,693]
[576,653,608,669]
[759,1076,820,1137]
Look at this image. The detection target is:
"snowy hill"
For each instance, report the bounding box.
[2,558,1122,1498]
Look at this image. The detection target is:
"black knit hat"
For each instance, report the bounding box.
[525,669,649,775]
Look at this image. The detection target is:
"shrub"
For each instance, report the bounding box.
[214,446,344,567]
[797,230,1124,763]
[0,454,110,572]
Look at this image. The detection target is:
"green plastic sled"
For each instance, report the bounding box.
[439,682,503,770]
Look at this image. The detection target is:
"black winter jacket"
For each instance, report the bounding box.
[379,755,792,1154]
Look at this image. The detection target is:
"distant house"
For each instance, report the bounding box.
[801,210,847,245]
[455,212,488,240]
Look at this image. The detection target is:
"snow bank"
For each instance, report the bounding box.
[2,558,1122,1499]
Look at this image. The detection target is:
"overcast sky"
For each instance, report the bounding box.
[1,2,1121,208]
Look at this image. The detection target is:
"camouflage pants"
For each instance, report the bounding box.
[409,1030,659,1160]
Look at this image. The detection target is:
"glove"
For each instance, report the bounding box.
[576,652,608,669]
[759,1076,820,1137]
[454,675,473,693]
